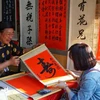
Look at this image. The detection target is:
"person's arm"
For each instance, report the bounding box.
[54,81,75,100]
[55,77,97,100]
[0,56,20,70]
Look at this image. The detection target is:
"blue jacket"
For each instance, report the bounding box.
[69,63,100,100]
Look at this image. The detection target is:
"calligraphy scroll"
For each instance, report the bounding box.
[68,0,96,48]
[2,0,18,40]
[19,0,37,48]
[2,0,15,24]
[67,0,96,73]
[20,44,75,86]
[38,0,68,50]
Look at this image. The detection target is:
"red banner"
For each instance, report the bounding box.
[96,22,100,60]
[38,0,68,50]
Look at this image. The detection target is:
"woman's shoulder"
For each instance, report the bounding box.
[84,66,100,81]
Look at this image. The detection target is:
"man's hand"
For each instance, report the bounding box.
[9,56,20,66]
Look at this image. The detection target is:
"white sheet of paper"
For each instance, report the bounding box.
[0,91,8,100]
[0,81,28,100]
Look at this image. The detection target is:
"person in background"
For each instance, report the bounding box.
[55,43,100,100]
[0,21,38,77]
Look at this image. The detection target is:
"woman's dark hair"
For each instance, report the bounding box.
[0,21,15,32]
[68,43,97,71]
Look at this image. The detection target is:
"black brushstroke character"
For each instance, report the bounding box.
[37,58,56,78]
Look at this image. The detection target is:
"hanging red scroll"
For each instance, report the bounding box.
[38,0,68,50]
[96,22,100,60]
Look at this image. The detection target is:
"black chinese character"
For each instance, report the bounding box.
[37,58,56,78]
[26,0,33,10]
[26,13,33,22]
[27,25,32,34]
[78,0,87,11]
[26,36,33,45]
[59,0,63,4]
[77,14,87,25]
[77,29,86,40]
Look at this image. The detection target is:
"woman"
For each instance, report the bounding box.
[0,21,37,77]
[55,43,100,100]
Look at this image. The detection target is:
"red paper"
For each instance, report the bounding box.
[25,50,67,80]
[6,74,45,96]
[38,0,68,50]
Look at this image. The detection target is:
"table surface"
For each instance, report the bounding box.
[0,72,76,100]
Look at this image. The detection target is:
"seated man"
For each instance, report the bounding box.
[0,21,37,77]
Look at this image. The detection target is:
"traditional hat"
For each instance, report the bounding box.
[0,21,15,31]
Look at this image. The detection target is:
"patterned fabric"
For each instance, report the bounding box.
[0,41,23,63]
[0,41,23,76]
